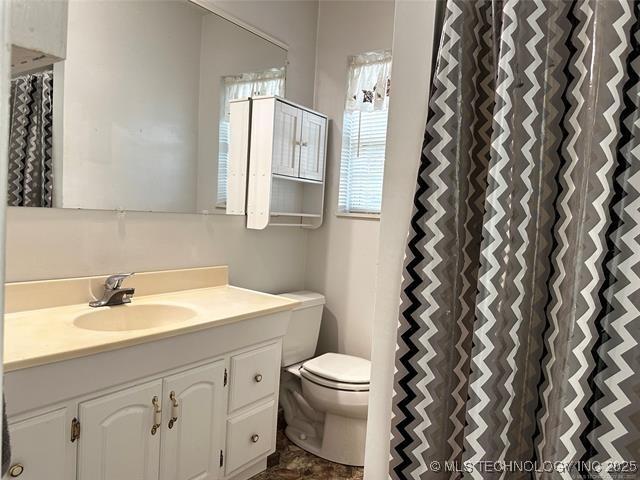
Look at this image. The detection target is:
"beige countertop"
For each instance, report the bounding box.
[4,285,298,372]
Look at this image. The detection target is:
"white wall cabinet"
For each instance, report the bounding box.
[299,111,326,181]
[272,102,303,178]
[6,340,282,480]
[10,0,68,61]
[228,96,328,230]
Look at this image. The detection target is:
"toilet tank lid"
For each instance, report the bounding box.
[302,353,371,384]
[279,291,325,309]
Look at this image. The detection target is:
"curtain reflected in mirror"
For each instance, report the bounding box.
[8,70,54,207]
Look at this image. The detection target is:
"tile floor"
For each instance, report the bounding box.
[252,430,364,480]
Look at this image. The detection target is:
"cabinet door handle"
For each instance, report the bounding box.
[168,391,179,429]
[151,396,162,435]
[251,434,260,443]
[254,373,263,383]
[301,141,308,147]
[8,464,24,477]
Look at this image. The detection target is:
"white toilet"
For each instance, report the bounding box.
[278,291,371,467]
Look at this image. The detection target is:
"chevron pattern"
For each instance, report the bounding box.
[8,70,54,207]
[390,1,640,478]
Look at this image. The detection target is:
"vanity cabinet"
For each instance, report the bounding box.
[229,96,328,230]
[5,341,280,480]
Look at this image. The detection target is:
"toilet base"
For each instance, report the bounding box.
[285,413,366,467]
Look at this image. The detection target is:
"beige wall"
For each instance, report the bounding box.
[306,0,395,360]
[364,0,437,477]
[5,207,307,293]
[5,0,318,291]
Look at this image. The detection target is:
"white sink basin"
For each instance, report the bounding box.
[73,304,197,332]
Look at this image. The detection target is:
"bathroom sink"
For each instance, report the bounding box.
[73,304,197,332]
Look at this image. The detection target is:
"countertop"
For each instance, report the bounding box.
[4,285,298,372]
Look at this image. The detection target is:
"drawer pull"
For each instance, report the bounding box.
[168,391,179,429]
[9,464,24,477]
[151,396,162,435]
[251,434,260,443]
[254,373,263,383]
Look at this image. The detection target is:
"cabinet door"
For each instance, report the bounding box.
[77,380,162,480]
[5,408,70,480]
[299,111,326,181]
[159,362,225,480]
[272,101,302,177]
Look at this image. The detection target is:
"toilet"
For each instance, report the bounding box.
[278,291,371,467]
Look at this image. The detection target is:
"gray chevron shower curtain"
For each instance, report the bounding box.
[7,70,54,207]
[391,0,639,479]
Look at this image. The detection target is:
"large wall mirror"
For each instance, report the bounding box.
[8,0,287,213]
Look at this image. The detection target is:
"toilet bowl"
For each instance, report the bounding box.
[278,292,371,467]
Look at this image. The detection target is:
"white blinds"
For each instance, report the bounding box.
[338,51,391,214]
[217,68,285,205]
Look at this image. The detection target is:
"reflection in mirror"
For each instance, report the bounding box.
[7,0,287,213]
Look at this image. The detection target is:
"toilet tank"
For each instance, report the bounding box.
[279,291,325,367]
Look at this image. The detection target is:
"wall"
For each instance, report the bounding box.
[5,207,306,293]
[305,0,395,360]
[211,0,318,107]
[5,0,318,290]
[364,1,437,477]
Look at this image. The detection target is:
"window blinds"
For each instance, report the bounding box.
[338,51,391,214]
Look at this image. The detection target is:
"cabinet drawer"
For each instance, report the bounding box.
[225,400,276,475]
[229,343,280,412]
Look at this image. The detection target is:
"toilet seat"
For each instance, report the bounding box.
[300,368,370,392]
[300,353,371,392]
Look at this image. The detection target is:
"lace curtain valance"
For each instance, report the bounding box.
[345,50,392,113]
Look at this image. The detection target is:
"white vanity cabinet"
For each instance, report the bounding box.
[229,96,328,230]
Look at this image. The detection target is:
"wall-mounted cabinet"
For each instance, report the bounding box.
[10,0,68,71]
[227,96,328,230]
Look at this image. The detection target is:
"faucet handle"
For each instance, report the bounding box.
[105,273,134,290]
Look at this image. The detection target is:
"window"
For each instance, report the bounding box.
[338,51,391,215]
[217,68,285,206]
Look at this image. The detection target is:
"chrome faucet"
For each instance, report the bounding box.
[89,273,136,307]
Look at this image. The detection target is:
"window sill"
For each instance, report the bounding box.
[335,212,381,220]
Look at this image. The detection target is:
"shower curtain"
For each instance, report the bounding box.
[7,71,54,207]
[391,0,639,479]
